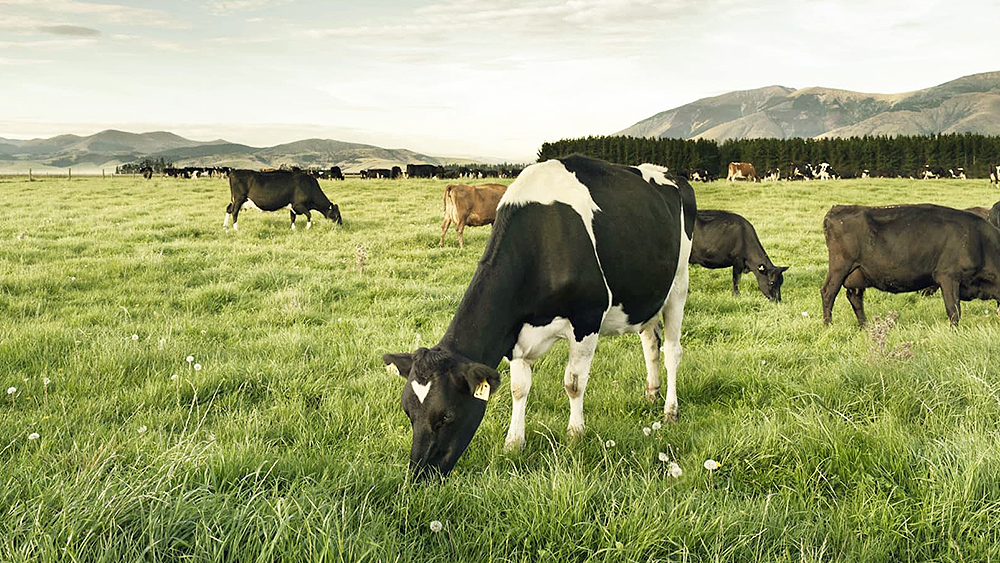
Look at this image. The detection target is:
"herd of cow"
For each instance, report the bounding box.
[723,161,1000,182]
[214,157,1000,481]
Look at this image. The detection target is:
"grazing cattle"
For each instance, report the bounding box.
[362,168,392,179]
[949,167,967,180]
[726,162,756,182]
[328,166,344,180]
[689,169,713,182]
[814,162,838,180]
[140,166,153,180]
[761,168,781,182]
[821,204,1000,326]
[689,210,788,301]
[920,165,947,179]
[224,169,342,231]
[383,155,696,480]
[439,183,507,248]
[407,164,445,178]
[990,165,1000,187]
[787,162,814,181]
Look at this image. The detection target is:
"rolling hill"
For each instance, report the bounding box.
[617,70,1000,141]
[0,130,481,173]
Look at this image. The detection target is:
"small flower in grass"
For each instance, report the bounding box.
[131,334,139,341]
[194,363,202,371]
[801,311,809,317]
[429,520,443,533]
[668,462,683,478]
[28,432,40,441]
[651,422,661,431]
[605,440,616,448]
[704,459,720,471]
[186,355,194,363]
[170,374,178,381]
[658,451,670,463]
[6,387,15,395]
[642,427,651,436]
[137,425,147,434]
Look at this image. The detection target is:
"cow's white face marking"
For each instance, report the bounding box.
[500,160,602,247]
[411,379,432,404]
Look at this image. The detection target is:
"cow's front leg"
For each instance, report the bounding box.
[731,265,742,296]
[504,358,533,451]
[565,333,598,438]
[639,320,662,403]
[289,209,297,229]
[662,266,689,422]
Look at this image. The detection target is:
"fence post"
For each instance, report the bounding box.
[29,168,32,181]
[68,168,72,180]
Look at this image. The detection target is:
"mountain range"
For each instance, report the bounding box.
[0,130,480,173]
[616,70,1000,141]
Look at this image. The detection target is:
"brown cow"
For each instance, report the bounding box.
[439,183,507,248]
[726,162,757,182]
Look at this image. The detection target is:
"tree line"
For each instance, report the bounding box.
[537,133,1000,177]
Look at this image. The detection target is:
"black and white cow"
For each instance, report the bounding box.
[949,167,967,180]
[382,155,696,480]
[990,164,1000,187]
[224,169,342,231]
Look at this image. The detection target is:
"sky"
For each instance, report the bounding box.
[1,0,998,162]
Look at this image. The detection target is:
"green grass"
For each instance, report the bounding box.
[3,174,1000,562]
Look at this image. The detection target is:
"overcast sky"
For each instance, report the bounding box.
[1,0,997,162]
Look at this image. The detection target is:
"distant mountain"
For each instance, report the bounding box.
[0,130,489,173]
[617,71,1000,141]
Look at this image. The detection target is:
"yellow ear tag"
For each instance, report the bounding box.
[386,363,400,376]
[473,380,490,401]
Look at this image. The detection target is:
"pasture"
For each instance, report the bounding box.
[3,173,1000,562]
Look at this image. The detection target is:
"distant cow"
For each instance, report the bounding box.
[821,204,1000,326]
[990,164,1000,187]
[224,169,342,231]
[727,162,756,182]
[329,166,344,180]
[689,210,788,301]
[439,183,507,248]
[761,168,781,182]
[362,168,393,179]
[407,164,445,178]
[920,165,947,180]
[787,162,813,181]
[140,166,153,180]
[949,167,967,180]
[689,169,713,182]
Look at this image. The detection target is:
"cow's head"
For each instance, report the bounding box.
[383,347,500,481]
[324,204,343,225]
[754,264,789,302]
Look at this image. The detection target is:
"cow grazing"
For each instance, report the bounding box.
[689,210,788,301]
[224,169,342,231]
[383,155,696,480]
[821,204,1000,326]
[140,166,153,180]
[761,168,781,182]
[439,183,507,248]
[990,165,1000,187]
[949,167,967,180]
[727,162,756,182]
[920,165,947,180]
[407,163,445,179]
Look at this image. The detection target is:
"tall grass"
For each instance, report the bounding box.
[2,174,1000,561]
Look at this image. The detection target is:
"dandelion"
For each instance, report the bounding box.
[28,432,39,441]
[658,452,669,463]
[132,334,139,340]
[193,363,202,371]
[186,355,194,363]
[642,427,652,436]
[801,311,809,317]
[651,422,662,431]
[42,377,50,386]
[668,462,683,478]
[761,359,767,365]
[200,330,206,334]
[71,276,76,281]
[170,374,178,381]
[704,459,720,471]
[429,520,443,533]
[137,425,147,434]
[605,440,616,448]
[6,387,15,395]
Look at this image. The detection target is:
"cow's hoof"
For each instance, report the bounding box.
[504,436,525,452]
[644,387,660,403]
[663,404,679,423]
[566,424,585,439]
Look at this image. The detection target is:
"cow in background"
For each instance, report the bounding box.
[990,165,1000,187]
[726,162,756,182]
[225,169,342,231]
[439,183,507,248]
[689,209,788,301]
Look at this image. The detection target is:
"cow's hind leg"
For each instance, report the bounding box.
[289,209,297,229]
[731,265,742,296]
[230,198,247,231]
[937,276,962,326]
[821,263,853,324]
[639,319,662,402]
[223,202,233,228]
[504,358,533,451]
[565,333,599,438]
[456,221,467,248]
[662,265,689,423]
[439,216,452,247]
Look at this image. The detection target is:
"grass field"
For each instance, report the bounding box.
[3,173,1000,562]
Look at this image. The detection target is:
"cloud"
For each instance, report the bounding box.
[205,0,291,16]
[39,24,100,36]
[0,0,182,28]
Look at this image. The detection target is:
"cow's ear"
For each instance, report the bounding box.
[382,353,413,379]
[778,266,790,273]
[458,363,501,402]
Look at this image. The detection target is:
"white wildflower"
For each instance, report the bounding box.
[193,363,202,371]
[642,427,651,436]
[170,374,178,381]
[605,440,616,448]
[801,311,809,317]
[658,452,669,463]
[186,355,194,363]
[138,425,147,434]
[668,462,683,478]
[6,387,15,395]
[651,422,662,431]
[429,520,443,533]
[28,432,40,441]
[131,334,139,341]
[704,459,720,471]
[42,377,50,386]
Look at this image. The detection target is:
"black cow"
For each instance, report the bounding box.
[821,204,1000,326]
[689,210,788,301]
[140,166,153,180]
[382,155,696,480]
[224,169,342,231]
[407,164,444,178]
